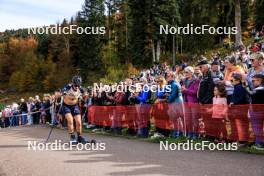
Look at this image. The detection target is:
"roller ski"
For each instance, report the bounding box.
[77,135,96,144]
[69,133,96,145]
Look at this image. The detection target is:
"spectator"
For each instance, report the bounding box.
[224,56,245,103]
[43,94,51,124]
[197,60,215,104]
[19,98,28,125]
[106,87,126,135]
[134,78,151,137]
[250,74,264,149]
[0,110,2,128]
[3,106,11,128]
[229,73,249,144]
[194,66,203,80]
[27,97,34,125]
[224,56,245,80]
[11,102,19,126]
[155,76,167,104]
[211,61,224,84]
[211,83,228,142]
[151,76,169,138]
[166,71,184,138]
[182,66,200,139]
[246,52,264,93]
[34,95,41,125]
[40,98,46,124]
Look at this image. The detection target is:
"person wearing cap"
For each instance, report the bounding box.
[197,60,215,104]
[196,60,215,139]
[211,60,223,84]
[60,76,87,144]
[246,52,264,93]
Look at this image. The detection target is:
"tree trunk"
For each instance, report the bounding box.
[156,40,161,63]
[151,40,156,63]
[172,34,175,66]
[235,0,243,47]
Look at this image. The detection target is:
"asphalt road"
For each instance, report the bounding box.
[0,126,263,176]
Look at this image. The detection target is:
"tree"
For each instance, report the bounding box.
[128,0,181,66]
[76,0,106,83]
[254,0,264,30]
[234,0,243,47]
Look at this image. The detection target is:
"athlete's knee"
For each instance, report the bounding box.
[74,116,81,127]
[65,114,73,125]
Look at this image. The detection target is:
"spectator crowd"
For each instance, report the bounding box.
[1,29,264,150]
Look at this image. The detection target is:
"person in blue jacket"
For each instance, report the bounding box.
[134,78,151,137]
[166,71,185,138]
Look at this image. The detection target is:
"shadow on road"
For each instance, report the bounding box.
[1,125,264,176]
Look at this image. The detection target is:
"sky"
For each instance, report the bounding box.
[0,0,84,32]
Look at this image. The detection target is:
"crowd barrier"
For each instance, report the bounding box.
[88,103,264,142]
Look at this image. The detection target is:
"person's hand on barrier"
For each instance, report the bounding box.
[205,107,213,113]
[229,103,234,107]
[154,99,160,104]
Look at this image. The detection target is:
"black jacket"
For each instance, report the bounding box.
[251,86,264,104]
[19,102,28,113]
[231,83,249,105]
[198,70,215,104]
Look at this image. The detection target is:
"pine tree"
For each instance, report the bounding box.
[76,0,106,83]
[254,0,264,30]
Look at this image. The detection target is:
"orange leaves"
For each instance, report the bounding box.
[7,37,38,54]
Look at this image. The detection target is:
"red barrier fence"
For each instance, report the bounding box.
[88,103,264,142]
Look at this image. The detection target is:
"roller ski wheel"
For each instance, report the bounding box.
[70,134,78,145]
[77,136,96,144]
[89,139,96,144]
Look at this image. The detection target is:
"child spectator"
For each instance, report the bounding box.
[212,83,228,142]
[229,73,250,144]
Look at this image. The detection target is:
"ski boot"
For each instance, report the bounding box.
[70,133,78,145]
